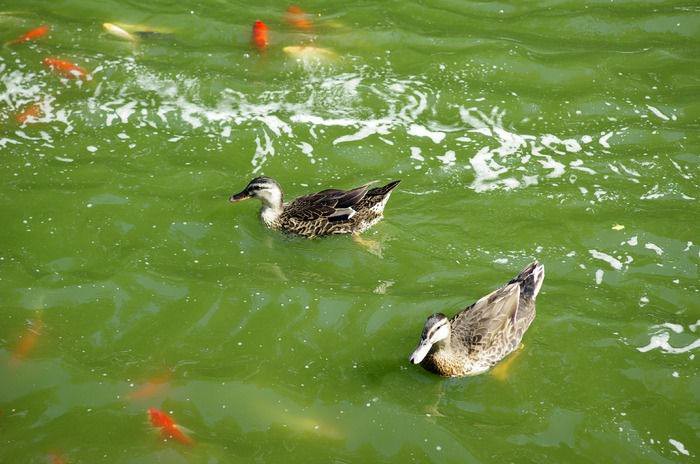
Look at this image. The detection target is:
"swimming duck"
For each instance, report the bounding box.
[229,176,400,238]
[409,261,545,377]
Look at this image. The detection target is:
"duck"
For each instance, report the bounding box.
[409,261,545,377]
[229,176,401,238]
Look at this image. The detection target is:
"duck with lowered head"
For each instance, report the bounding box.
[410,261,545,377]
[229,176,400,238]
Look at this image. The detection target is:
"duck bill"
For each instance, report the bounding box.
[229,191,250,203]
[409,339,433,364]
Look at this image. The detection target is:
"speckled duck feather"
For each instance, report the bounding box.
[420,261,545,377]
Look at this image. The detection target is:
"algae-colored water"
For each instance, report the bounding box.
[1,1,698,462]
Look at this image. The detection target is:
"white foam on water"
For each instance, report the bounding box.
[599,132,614,148]
[469,147,507,192]
[0,55,685,204]
[333,120,391,145]
[668,439,690,456]
[595,269,604,285]
[407,124,445,143]
[637,331,700,354]
[647,105,670,121]
[116,100,138,123]
[436,150,456,167]
[589,250,623,270]
[458,106,589,191]
[641,185,665,200]
[653,323,683,334]
[251,130,274,173]
[409,147,424,161]
[689,320,700,332]
[626,236,638,246]
[297,142,315,164]
[645,243,663,255]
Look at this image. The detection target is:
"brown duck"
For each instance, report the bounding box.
[409,261,545,377]
[229,176,400,238]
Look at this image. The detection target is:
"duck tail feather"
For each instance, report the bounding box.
[509,261,545,300]
[368,180,401,196]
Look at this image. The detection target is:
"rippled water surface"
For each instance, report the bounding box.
[1,1,699,462]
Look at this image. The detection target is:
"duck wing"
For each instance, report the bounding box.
[283,184,372,222]
[450,282,521,349]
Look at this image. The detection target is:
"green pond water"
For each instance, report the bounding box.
[1,0,699,462]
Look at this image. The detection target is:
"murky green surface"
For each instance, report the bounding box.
[1,1,699,462]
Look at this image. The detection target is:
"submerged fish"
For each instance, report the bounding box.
[42,57,89,80]
[48,451,68,464]
[285,5,313,31]
[148,408,193,445]
[283,45,337,63]
[103,23,138,42]
[9,313,43,366]
[6,24,49,45]
[127,371,171,400]
[251,20,269,51]
[111,22,174,34]
[15,102,43,124]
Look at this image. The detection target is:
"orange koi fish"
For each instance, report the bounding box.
[48,451,68,464]
[285,5,312,31]
[42,57,89,80]
[127,371,171,400]
[15,102,43,124]
[251,20,268,51]
[7,24,49,45]
[9,314,43,367]
[148,408,193,445]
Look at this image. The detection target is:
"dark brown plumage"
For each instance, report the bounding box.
[230,177,400,237]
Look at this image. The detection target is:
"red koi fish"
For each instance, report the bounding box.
[9,314,43,367]
[15,102,43,124]
[251,20,269,51]
[127,371,171,400]
[285,5,312,31]
[148,408,193,445]
[42,57,89,80]
[7,24,50,45]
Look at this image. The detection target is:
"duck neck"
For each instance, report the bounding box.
[260,203,283,226]
[259,189,284,226]
[434,336,451,354]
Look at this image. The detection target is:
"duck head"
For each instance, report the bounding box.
[230,176,284,208]
[230,176,284,226]
[409,313,450,364]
